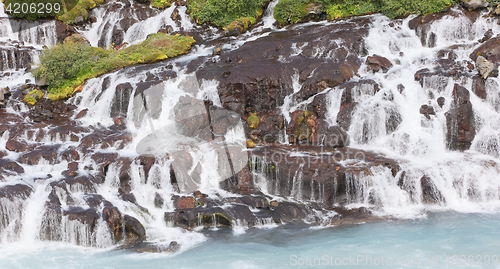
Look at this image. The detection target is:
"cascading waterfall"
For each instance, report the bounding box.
[4,0,500,258]
[79,0,200,48]
[320,10,500,215]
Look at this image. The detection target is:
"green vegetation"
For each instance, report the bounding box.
[273,0,310,24]
[379,0,457,18]
[2,0,104,24]
[247,113,260,129]
[58,0,104,24]
[186,0,268,29]
[152,0,174,9]
[274,0,463,25]
[33,33,196,100]
[23,89,44,105]
[225,17,256,33]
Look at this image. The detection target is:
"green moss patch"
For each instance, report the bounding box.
[57,0,105,24]
[186,0,268,29]
[274,0,461,25]
[33,33,196,101]
[152,0,174,9]
[247,113,260,129]
[23,89,44,105]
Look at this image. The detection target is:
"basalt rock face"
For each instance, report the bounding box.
[197,18,370,116]
[446,84,476,151]
[0,41,35,72]
[249,145,401,206]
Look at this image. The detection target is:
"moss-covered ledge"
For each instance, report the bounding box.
[273,0,489,26]
[185,0,269,34]
[32,33,196,101]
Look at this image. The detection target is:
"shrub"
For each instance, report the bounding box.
[321,0,380,19]
[186,0,268,28]
[273,0,309,25]
[274,0,460,25]
[33,34,196,100]
[379,0,457,18]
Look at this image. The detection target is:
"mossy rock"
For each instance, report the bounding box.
[23,89,44,105]
[152,0,173,9]
[224,17,256,36]
[247,113,260,129]
[289,110,317,143]
[246,140,256,148]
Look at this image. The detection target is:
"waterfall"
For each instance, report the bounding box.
[4,0,500,253]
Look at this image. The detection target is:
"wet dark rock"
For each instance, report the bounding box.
[79,129,132,152]
[110,83,133,118]
[29,99,77,123]
[61,148,80,162]
[437,97,446,107]
[336,102,358,132]
[479,29,493,43]
[419,104,436,119]
[114,117,126,126]
[0,44,34,72]
[175,196,196,209]
[245,110,284,144]
[249,145,400,206]
[165,206,232,229]
[171,7,180,21]
[287,110,318,145]
[154,193,164,208]
[122,241,181,253]
[271,202,308,223]
[64,207,99,226]
[75,109,88,119]
[18,145,60,165]
[366,55,393,72]
[445,84,476,151]
[220,165,255,194]
[123,215,146,242]
[5,139,28,152]
[286,110,348,148]
[470,36,500,65]
[0,184,32,200]
[420,176,445,204]
[103,205,122,241]
[471,75,487,99]
[197,19,370,115]
[61,170,78,177]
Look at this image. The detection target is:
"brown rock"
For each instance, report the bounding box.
[5,139,28,152]
[176,196,196,209]
[114,117,126,126]
[75,109,88,119]
[366,55,393,72]
[445,84,475,151]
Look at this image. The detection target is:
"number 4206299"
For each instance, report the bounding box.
[5,2,61,14]
[444,255,498,266]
